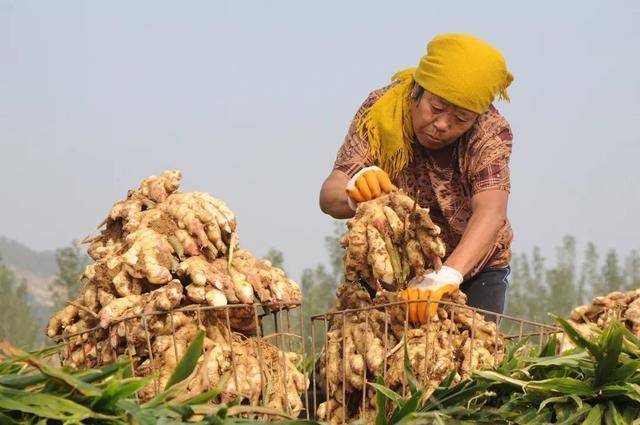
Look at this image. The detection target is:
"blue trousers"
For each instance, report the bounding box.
[459,266,510,321]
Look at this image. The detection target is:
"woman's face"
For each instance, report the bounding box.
[410,85,479,150]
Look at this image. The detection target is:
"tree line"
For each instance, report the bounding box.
[0,244,87,349]
[506,235,640,324]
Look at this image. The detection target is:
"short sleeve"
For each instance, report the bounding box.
[470,127,513,195]
[333,91,384,178]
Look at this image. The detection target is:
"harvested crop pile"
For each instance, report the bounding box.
[180,318,308,415]
[341,191,446,290]
[558,289,640,352]
[45,170,306,412]
[317,283,503,424]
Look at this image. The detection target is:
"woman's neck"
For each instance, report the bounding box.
[427,143,456,168]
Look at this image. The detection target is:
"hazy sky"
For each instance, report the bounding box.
[1,0,639,280]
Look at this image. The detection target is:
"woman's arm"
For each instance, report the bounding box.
[443,190,508,277]
[319,170,356,219]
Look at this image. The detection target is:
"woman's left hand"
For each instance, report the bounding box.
[400,266,463,323]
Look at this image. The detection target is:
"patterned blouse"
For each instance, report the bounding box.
[333,83,513,278]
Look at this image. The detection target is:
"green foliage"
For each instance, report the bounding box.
[369,319,640,424]
[264,249,285,271]
[0,257,39,349]
[0,336,313,424]
[49,242,89,311]
[163,330,205,390]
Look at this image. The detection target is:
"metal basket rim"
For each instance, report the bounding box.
[310,299,561,332]
[53,301,302,342]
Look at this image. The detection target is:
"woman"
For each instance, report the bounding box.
[319,34,514,323]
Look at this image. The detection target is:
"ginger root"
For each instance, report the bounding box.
[556,289,640,352]
[46,169,306,416]
[318,283,503,423]
[342,191,446,289]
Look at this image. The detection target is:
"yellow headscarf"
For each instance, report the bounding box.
[357,33,514,178]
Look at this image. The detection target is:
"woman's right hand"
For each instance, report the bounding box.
[345,166,394,207]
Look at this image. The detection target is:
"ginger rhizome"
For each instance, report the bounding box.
[316,283,503,424]
[557,289,640,352]
[45,170,306,413]
[342,191,446,290]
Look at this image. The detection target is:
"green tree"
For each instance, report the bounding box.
[300,264,339,353]
[325,221,347,281]
[579,242,600,303]
[506,248,549,327]
[623,249,640,291]
[264,248,285,270]
[530,247,550,322]
[299,221,346,352]
[508,240,638,327]
[262,222,346,352]
[526,247,550,323]
[545,235,577,318]
[597,249,624,295]
[50,242,88,311]
[0,256,39,348]
[505,253,531,319]
[531,247,546,289]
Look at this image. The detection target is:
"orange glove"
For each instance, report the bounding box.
[346,166,394,209]
[400,266,463,324]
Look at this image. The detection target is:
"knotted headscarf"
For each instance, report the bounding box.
[357,33,514,178]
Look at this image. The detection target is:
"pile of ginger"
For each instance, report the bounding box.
[45,170,307,415]
[317,284,504,423]
[342,191,446,291]
[318,192,502,423]
[557,289,640,352]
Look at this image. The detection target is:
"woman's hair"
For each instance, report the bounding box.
[411,83,425,103]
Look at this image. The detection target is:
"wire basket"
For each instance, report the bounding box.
[52,302,310,421]
[309,298,562,424]
[49,298,564,422]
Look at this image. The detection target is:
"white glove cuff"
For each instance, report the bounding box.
[347,196,358,211]
[439,266,464,285]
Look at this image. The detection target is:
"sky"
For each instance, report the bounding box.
[1,0,639,281]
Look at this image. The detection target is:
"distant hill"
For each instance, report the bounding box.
[0,237,57,276]
[0,236,57,306]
